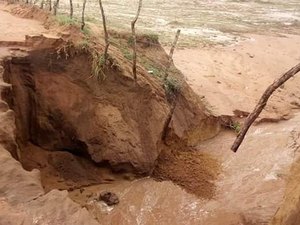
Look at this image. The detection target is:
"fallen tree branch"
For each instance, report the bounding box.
[231,62,300,152]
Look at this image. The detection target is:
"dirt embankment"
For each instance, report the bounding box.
[0,2,222,200]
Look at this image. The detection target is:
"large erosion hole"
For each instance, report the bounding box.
[1,50,139,192]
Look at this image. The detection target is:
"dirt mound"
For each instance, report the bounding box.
[7,3,50,22]
[153,145,221,199]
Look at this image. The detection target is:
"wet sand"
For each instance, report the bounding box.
[172,34,300,119]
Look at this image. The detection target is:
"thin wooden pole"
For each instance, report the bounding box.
[131,0,143,81]
[81,0,87,30]
[164,29,181,80]
[98,0,109,65]
[69,0,73,18]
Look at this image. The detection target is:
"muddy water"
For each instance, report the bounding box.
[69,179,209,225]
[200,113,300,222]
[58,0,300,45]
[68,114,300,224]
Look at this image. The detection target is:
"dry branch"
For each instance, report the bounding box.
[231,62,300,152]
[131,0,143,81]
[40,0,44,9]
[53,0,59,15]
[69,0,73,18]
[98,0,109,66]
[81,0,87,30]
[164,29,181,80]
[49,0,52,11]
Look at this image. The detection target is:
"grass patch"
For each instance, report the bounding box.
[76,39,90,52]
[127,36,134,46]
[91,52,106,81]
[81,25,91,36]
[56,14,77,26]
[91,52,121,81]
[230,121,241,133]
[121,48,133,61]
[163,76,181,96]
[140,57,181,97]
[144,33,159,43]
[85,16,98,23]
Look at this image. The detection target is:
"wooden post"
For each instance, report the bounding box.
[231,62,300,152]
[49,0,52,11]
[131,0,143,81]
[81,0,87,30]
[98,0,109,66]
[53,0,59,15]
[69,0,73,18]
[40,0,44,9]
[164,29,181,80]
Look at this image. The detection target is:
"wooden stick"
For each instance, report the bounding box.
[81,0,87,30]
[231,62,300,152]
[164,29,181,80]
[53,0,59,15]
[69,0,73,18]
[131,0,143,81]
[98,0,109,66]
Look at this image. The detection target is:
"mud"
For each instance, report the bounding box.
[153,146,220,199]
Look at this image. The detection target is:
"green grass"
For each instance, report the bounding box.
[81,25,91,36]
[91,52,106,81]
[76,39,90,52]
[121,48,133,61]
[163,76,181,96]
[230,121,241,133]
[56,14,77,26]
[144,33,159,43]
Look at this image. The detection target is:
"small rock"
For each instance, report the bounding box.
[99,191,119,206]
[247,53,255,58]
[80,188,85,193]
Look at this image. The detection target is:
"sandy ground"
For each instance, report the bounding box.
[0,8,46,42]
[172,34,300,119]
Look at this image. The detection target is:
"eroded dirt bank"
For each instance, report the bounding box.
[0,4,223,225]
